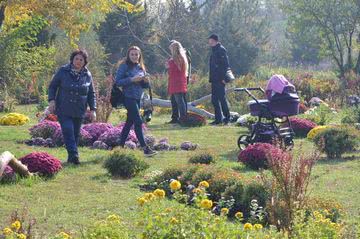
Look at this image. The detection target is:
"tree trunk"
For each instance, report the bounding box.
[0,5,5,29]
[0,151,32,178]
[142,87,237,119]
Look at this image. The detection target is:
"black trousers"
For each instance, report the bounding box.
[211,82,230,123]
[171,94,188,120]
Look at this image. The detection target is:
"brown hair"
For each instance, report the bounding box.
[70,49,88,66]
[117,46,146,71]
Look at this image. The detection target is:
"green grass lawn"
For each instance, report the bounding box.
[0,105,359,236]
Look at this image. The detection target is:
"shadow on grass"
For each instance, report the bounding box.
[219,149,239,162]
[90,173,110,183]
[61,155,104,168]
[316,155,360,165]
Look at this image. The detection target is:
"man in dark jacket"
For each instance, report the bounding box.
[208,34,231,125]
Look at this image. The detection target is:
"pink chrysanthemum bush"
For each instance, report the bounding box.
[289,117,317,137]
[0,166,16,183]
[98,127,133,148]
[238,143,283,170]
[82,123,114,142]
[19,152,62,177]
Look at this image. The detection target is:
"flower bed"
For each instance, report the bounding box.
[142,164,266,221]
[26,122,199,152]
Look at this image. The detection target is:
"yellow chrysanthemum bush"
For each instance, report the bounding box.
[0,113,29,126]
[141,164,268,221]
[292,210,343,239]
[307,125,332,140]
[136,195,281,239]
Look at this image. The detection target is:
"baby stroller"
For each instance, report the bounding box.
[236,75,300,150]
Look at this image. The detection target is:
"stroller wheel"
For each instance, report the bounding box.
[238,135,250,150]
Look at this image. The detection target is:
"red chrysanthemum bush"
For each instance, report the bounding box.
[289,117,317,137]
[45,114,58,122]
[179,112,207,127]
[19,152,62,177]
[238,143,283,170]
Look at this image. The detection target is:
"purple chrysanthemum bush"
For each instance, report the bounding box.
[25,121,198,152]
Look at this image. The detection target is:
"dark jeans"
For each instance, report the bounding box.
[120,97,146,147]
[171,93,187,120]
[58,115,82,160]
[211,82,230,123]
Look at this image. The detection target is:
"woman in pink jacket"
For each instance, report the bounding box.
[166,40,188,123]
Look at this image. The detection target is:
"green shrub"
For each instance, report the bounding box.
[188,151,216,164]
[222,182,246,216]
[103,150,149,178]
[341,107,360,124]
[242,183,268,219]
[146,166,187,194]
[313,127,359,159]
[80,214,129,239]
[151,167,185,184]
[299,103,335,125]
[207,173,239,202]
[190,166,215,186]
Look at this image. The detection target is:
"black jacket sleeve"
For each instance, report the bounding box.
[218,47,230,74]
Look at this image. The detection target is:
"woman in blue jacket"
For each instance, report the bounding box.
[48,49,96,165]
[115,46,157,157]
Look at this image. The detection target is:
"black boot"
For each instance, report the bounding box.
[68,154,80,165]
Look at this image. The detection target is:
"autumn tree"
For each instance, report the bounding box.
[283,0,360,77]
[205,0,270,75]
[0,0,137,42]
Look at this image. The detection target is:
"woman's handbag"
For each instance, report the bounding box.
[110,83,125,108]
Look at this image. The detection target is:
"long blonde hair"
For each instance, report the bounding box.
[169,40,188,76]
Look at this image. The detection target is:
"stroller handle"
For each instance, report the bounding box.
[234,87,265,103]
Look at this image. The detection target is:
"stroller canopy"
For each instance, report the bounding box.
[266,74,295,99]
